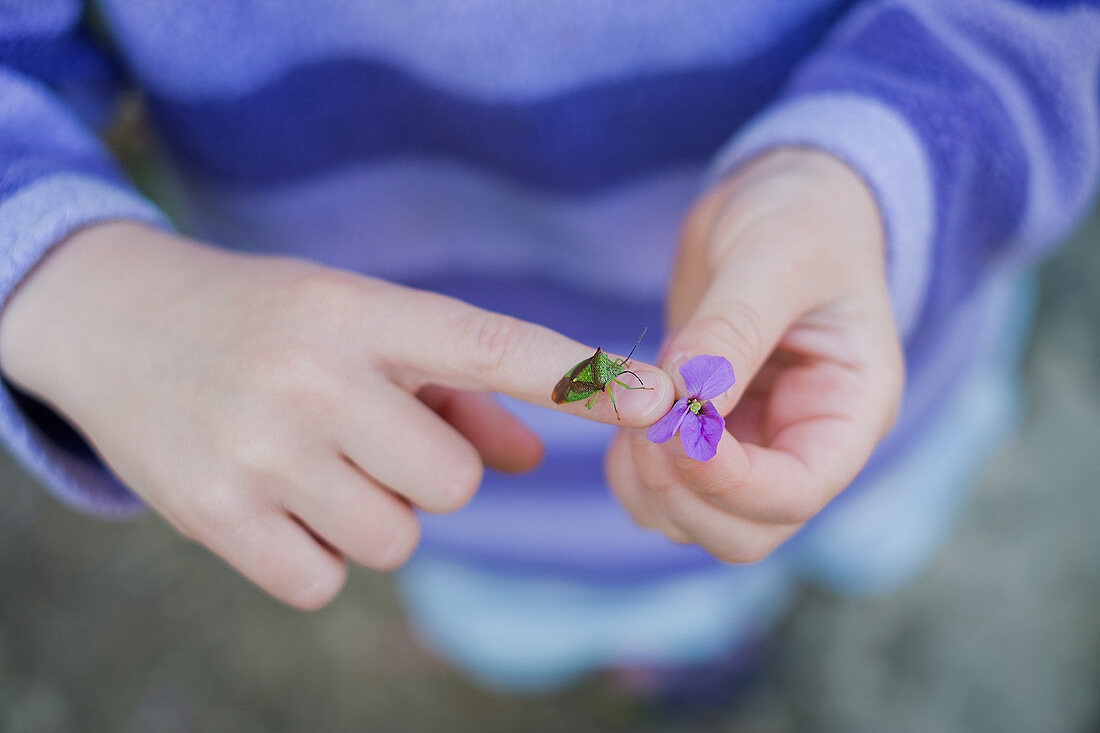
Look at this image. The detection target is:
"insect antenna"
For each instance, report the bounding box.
[622,326,647,364]
[620,369,645,385]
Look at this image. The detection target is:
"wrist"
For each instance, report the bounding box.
[0,221,213,409]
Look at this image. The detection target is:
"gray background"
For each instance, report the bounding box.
[1,205,1097,732]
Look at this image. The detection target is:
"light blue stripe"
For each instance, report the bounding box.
[100,0,845,100]
[183,160,702,300]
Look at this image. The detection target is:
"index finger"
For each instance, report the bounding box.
[376,288,675,427]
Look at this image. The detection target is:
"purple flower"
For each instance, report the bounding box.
[647,355,736,461]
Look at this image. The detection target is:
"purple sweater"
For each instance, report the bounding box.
[1,1,1098,578]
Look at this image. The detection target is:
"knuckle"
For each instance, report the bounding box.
[881,342,906,434]
[685,460,751,507]
[288,269,363,318]
[692,482,727,508]
[770,485,825,526]
[457,310,528,380]
[711,530,777,564]
[646,477,676,500]
[614,491,661,531]
[694,474,747,507]
[716,538,774,565]
[662,525,694,545]
[258,347,331,404]
[232,338,336,412]
[168,512,202,543]
[690,302,767,371]
[220,427,287,480]
[782,499,821,527]
[802,485,828,522]
[740,541,775,564]
[173,485,254,546]
[625,506,659,531]
[371,518,421,571]
[435,450,483,512]
[289,565,346,611]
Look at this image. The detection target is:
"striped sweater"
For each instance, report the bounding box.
[1,0,1098,577]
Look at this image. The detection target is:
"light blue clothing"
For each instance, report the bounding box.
[398,270,1035,691]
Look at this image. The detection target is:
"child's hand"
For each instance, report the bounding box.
[0,222,674,608]
[606,149,904,562]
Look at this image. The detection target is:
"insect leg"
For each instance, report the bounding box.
[585,392,599,410]
[606,384,621,420]
[613,378,653,391]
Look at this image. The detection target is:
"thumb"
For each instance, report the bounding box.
[658,263,800,414]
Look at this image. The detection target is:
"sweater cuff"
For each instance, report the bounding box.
[0,172,169,516]
[708,92,935,340]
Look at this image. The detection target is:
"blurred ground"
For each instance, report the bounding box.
[1,205,1098,732]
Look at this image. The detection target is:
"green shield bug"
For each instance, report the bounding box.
[551,327,653,420]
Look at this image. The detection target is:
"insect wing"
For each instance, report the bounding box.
[554,383,599,403]
[552,355,596,403]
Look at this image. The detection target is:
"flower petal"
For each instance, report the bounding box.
[647,398,690,444]
[678,355,736,400]
[678,401,725,461]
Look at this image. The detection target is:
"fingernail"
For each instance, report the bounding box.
[618,369,673,422]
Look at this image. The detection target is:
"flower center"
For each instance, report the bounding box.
[687,398,704,415]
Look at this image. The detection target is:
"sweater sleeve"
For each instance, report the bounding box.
[709,0,1100,339]
[0,1,168,516]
